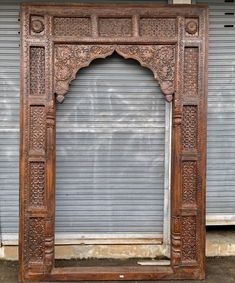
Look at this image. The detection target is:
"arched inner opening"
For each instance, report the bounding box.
[55,53,171,248]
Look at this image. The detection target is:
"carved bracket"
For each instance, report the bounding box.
[54,45,175,103]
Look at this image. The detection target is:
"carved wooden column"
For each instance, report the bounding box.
[19,9,55,281]
[171,12,207,279]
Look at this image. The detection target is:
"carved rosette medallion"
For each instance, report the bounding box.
[54,44,175,102]
[31,20,44,33]
[30,16,45,35]
[185,19,198,36]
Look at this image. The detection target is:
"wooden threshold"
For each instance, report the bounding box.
[24,265,204,281]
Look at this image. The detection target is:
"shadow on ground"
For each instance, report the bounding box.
[1,257,235,283]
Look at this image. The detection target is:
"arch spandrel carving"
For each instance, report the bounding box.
[54,45,115,103]
[54,45,175,103]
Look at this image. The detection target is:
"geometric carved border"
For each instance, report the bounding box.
[19,3,208,282]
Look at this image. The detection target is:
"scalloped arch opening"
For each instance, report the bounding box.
[55,53,167,237]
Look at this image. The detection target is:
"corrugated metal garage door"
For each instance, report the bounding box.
[0,0,168,244]
[0,0,20,243]
[197,0,235,224]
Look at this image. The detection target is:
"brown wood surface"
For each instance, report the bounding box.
[19,3,208,282]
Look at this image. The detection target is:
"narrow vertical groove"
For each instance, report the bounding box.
[132,15,139,37]
[91,15,98,37]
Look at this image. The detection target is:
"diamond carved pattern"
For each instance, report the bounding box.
[30,47,45,96]
[29,162,45,208]
[184,48,198,96]
[54,17,91,37]
[182,106,198,151]
[30,106,46,153]
[140,18,176,38]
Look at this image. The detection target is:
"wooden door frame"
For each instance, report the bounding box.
[19,3,208,281]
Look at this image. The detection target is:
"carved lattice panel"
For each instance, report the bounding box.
[19,4,208,282]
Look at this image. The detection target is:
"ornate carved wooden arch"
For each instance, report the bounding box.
[54,45,175,102]
[19,3,208,282]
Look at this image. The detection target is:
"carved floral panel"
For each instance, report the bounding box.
[30,47,45,96]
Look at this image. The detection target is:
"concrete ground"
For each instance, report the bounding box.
[0,257,235,283]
